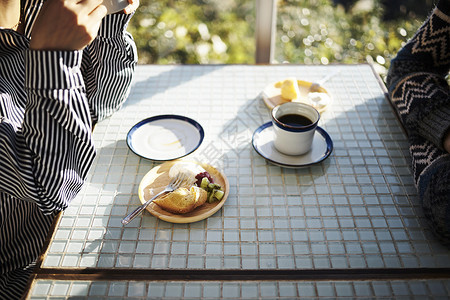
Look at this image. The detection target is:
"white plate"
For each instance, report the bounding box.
[252,122,333,168]
[127,115,204,161]
[260,79,332,113]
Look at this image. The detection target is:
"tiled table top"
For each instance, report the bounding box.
[28,279,450,299]
[39,64,450,273]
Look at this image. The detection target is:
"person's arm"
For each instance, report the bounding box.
[0,50,96,214]
[445,130,450,153]
[386,0,450,151]
[0,0,107,213]
[82,13,138,124]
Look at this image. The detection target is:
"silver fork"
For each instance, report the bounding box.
[309,70,341,93]
[122,172,189,225]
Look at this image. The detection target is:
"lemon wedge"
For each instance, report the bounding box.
[280,78,300,101]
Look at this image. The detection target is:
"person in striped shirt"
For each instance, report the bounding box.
[0,0,138,297]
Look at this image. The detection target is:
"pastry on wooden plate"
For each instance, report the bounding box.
[146,161,224,215]
[138,160,229,223]
[153,185,207,214]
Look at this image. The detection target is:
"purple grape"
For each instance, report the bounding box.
[195,172,214,186]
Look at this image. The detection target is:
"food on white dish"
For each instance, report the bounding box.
[307,92,331,110]
[266,77,332,112]
[277,78,300,101]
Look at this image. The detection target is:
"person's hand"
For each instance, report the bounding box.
[29,0,107,51]
[444,129,450,154]
[123,0,139,14]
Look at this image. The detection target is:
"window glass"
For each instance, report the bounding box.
[128,0,255,64]
[274,0,434,76]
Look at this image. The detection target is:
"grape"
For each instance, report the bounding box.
[195,171,214,186]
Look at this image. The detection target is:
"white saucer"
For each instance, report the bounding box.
[252,122,333,168]
[127,115,204,161]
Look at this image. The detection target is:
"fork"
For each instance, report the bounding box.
[308,69,341,93]
[122,172,189,225]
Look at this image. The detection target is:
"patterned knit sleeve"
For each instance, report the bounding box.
[386,0,450,150]
[0,50,96,214]
[81,13,138,124]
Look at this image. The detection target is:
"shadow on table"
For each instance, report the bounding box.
[187,90,450,259]
[79,74,450,268]
[123,65,224,107]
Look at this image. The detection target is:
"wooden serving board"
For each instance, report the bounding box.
[138,160,229,223]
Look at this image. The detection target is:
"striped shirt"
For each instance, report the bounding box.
[0,0,137,298]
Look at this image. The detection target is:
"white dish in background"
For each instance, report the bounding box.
[127,115,204,161]
[252,122,333,168]
[260,79,333,113]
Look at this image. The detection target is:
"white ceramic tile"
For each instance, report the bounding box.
[38,65,450,273]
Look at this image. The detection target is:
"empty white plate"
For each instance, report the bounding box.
[127,115,204,161]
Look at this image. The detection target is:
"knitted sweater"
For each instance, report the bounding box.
[386,0,450,245]
[387,0,450,150]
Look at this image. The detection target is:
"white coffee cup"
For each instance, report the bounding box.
[103,0,129,14]
[271,102,320,156]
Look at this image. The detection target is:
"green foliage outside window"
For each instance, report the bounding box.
[128,0,255,64]
[274,0,428,78]
[127,0,431,78]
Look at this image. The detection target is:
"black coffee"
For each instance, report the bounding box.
[278,114,313,127]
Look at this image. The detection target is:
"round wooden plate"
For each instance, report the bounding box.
[260,79,332,113]
[138,160,229,223]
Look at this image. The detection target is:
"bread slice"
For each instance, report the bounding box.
[153,186,207,214]
[192,186,208,208]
